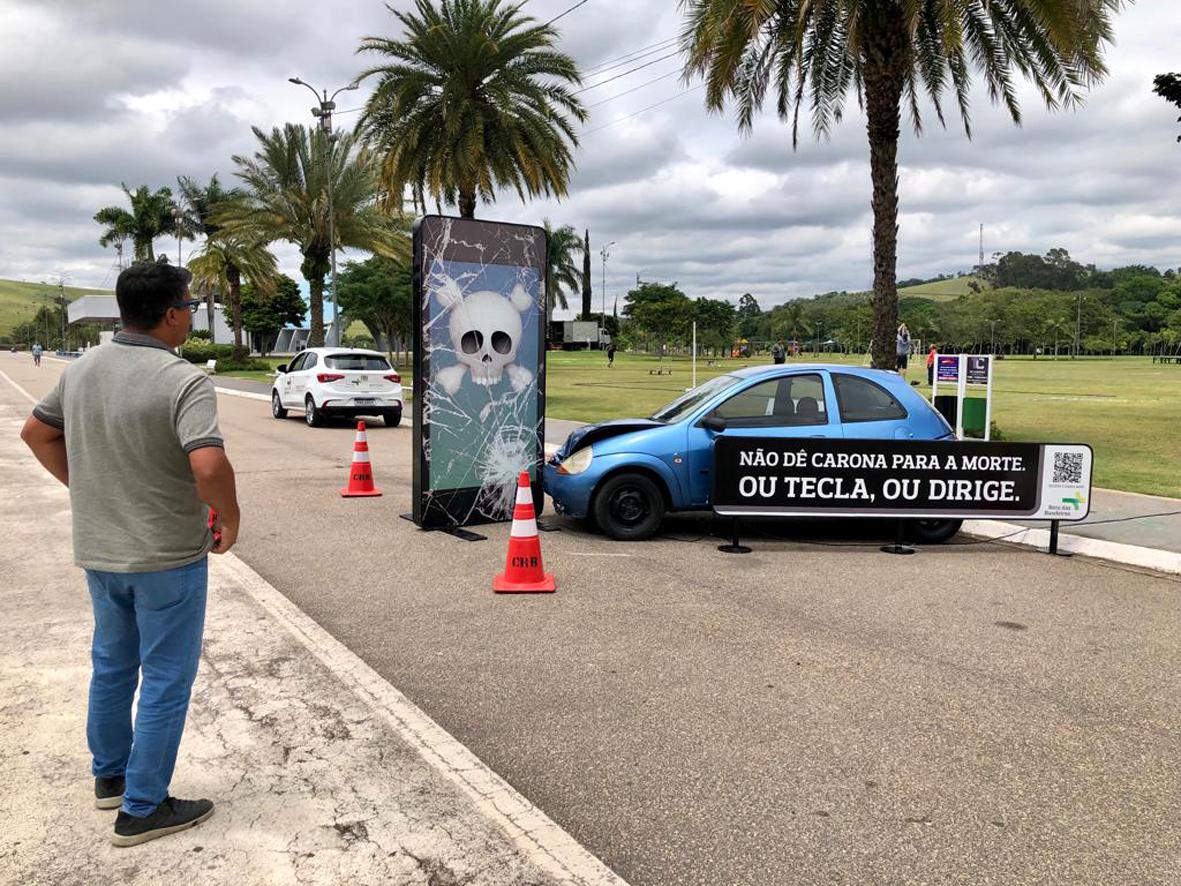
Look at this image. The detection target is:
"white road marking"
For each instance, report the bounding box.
[0,362,627,885]
[214,553,628,885]
[214,386,271,402]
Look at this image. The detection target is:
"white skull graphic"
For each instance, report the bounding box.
[435,276,535,394]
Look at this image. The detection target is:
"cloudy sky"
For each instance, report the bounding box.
[2,0,1178,316]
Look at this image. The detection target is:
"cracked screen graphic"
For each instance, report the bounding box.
[412,216,546,528]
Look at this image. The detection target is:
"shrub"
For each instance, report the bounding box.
[188,329,211,341]
[178,341,233,364]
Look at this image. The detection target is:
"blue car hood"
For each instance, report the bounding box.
[558,419,665,457]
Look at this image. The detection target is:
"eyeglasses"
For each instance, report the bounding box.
[170,299,202,314]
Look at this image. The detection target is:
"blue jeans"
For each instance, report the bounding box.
[85,558,208,817]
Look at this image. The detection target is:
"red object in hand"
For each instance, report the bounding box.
[208,508,222,547]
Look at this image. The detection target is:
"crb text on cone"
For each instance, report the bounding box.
[340,421,382,497]
[494,471,555,593]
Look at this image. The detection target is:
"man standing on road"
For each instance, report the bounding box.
[19,260,239,847]
[32,342,42,367]
[771,340,786,364]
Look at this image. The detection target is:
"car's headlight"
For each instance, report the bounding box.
[557,446,593,475]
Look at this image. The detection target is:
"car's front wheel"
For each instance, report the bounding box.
[908,519,963,544]
[271,391,288,419]
[304,395,324,427]
[593,472,666,541]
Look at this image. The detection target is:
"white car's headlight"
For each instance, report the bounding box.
[557,446,593,475]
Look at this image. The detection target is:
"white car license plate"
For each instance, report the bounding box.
[353,398,377,406]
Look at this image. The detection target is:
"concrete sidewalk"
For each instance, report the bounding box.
[0,393,622,884]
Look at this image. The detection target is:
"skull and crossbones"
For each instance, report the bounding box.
[434,275,535,395]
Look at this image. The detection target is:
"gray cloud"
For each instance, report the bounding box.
[0,0,1177,315]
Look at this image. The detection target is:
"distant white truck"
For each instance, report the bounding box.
[548,320,604,350]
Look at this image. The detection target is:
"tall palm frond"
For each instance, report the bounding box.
[94,184,181,262]
[680,0,1120,369]
[356,0,587,218]
[217,123,409,347]
[543,219,581,321]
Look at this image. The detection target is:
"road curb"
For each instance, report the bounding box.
[214,552,629,886]
[962,520,1181,575]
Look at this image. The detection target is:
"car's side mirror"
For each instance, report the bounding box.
[276,364,287,373]
[701,415,726,434]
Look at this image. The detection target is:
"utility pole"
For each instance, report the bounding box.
[978,223,984,271]
[57,279,67,351]
[1074,293,1082,359]
[990,319,998,355]
[600,240,616,322]
[289,76,359,347]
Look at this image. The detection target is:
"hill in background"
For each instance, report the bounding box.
[0,279,112,338]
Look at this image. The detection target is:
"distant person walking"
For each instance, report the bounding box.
[771,340,786,364]
[20,261,239,847]
[31,342,42,367]
[926,344,937,385]
[606,343,616,368]
[896,323,911,373]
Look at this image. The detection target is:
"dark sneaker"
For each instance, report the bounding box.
[112,796,215,847]
[95,775,125,810]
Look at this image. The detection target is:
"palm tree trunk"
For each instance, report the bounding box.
[204,287,216,344]
[228,264,245,360]
[863,19,908,372]
[458,188,476,219]
[308,274,325,347]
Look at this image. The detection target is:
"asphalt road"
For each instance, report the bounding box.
[7,354,1181,885]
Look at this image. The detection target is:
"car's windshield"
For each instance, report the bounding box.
[649,374,744,423]
[324,353,391,371]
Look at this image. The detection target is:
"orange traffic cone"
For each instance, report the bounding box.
[340,421,382,497]
[493,471,555,593]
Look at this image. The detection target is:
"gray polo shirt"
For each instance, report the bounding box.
[33,332,224,573]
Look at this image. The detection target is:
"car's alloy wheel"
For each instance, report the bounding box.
[593,473,665,541]
[271,391,288,419]
[305,395,324,427]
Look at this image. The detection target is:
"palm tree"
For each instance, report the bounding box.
[219,124,408,348]
[177,175,246,343]
[355,0,587,218]
[543,220,582,323]
[188,238,278,359]
[681,1,1120,370]
[94,184,181,262]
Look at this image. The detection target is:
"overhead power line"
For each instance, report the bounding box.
[581,36,679,77]
[544,0,591,27]
[573,49,682,95]
[585,68,680,109]
[581,82,706,136]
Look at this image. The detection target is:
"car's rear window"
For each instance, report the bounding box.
[324,354,391,371]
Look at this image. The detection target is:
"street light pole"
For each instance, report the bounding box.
[289,76,359,347]
[172,206,184,268]
[1074,293,1082,359]
[599,241,616,348]
[599,241,615,320]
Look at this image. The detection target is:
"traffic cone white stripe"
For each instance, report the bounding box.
[352,450,370,463]
[510,516,538,537]
[356,431,368,444]
[515,483,532,506]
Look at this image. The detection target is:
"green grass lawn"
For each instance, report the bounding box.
[0,278,112,338]
[896,275,983,301]
[224,348,1180,498]
[543,351,1180,499]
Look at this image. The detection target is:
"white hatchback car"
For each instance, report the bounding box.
[271,348,404,427]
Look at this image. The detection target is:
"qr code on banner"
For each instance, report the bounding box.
[1053,451,1084,484]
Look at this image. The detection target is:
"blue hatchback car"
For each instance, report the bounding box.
[544,364,960,542]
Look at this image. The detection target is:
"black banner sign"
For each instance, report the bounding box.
[713,437,1093,521]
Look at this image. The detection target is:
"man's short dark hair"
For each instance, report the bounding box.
[116,260,193,329]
